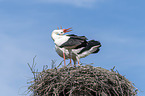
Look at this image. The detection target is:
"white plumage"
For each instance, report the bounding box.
[51,30,70,47]
[51,27,101,67]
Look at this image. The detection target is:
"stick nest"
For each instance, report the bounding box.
[28,65,137,96]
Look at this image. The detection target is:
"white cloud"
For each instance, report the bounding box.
[36,0,103,8]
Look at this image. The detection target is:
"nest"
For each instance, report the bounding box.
[28,65,137,96]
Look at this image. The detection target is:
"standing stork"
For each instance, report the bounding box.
[51,27,87,66]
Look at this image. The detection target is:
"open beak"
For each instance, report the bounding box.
[63,28,72,33]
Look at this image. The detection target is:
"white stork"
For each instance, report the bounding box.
[51,27,101,67]
[51,27,87,66]
[55,40,101,66]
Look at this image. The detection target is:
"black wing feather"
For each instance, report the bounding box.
[66,34,88,40]
[78,40,101,54]
[60,34,87,48]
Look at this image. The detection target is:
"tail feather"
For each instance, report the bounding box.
[78,40,101,54]
[88,40,101,46]
[77,40,101,58]
[92,48,100,53]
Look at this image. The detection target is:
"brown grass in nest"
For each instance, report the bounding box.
[28,63,138,96]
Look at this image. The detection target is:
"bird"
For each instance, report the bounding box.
[55,39,101,66]
[51,27,88,66]
[51,27,101,67]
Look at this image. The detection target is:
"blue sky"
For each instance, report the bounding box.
[0,0,145,95]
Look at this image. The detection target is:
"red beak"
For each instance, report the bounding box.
[63,28,72,33]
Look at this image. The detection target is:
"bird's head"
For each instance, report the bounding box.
[52,27,72,35]
[52,29,65,35]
